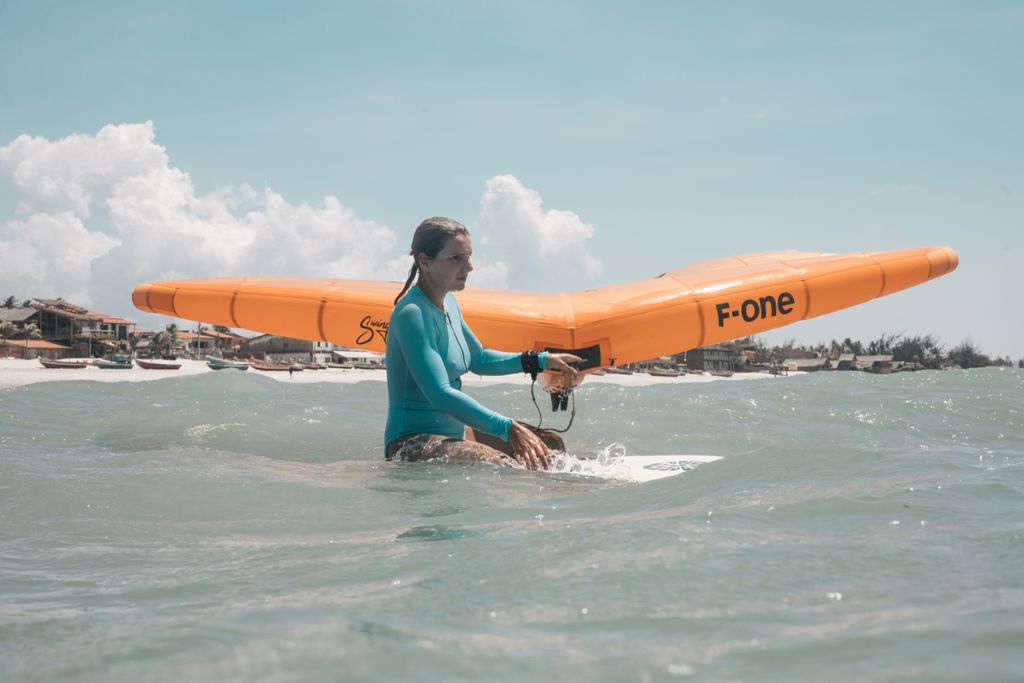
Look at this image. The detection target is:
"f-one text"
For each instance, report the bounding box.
[715,292,795,327]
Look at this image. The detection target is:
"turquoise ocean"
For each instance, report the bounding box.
[2,368,1022,682]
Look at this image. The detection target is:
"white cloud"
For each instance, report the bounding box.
[0,211,119,304]
[479,174,602,290]
[0,124,602,329]
[0,122,170,219]
[465,259,510,289]
[0,122,397,317]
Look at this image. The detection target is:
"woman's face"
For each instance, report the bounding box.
[420,234,474,293]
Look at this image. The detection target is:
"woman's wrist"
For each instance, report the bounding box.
[520,350,542,377]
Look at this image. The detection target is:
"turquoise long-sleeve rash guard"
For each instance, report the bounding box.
[384,286,547,453]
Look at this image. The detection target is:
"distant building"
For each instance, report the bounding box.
[332,347,384,366]
[834,353,856,370]
[177,329,247,356]
[685,345,736,373]
[86,312,136,341]
[0,306,40,330]
[785,357,830,372]
[239,334,332,363]
[779,347,819,360]
[854,354,893,371]
[31,298,136,356]
[311,341,335,364]
[0,338,73,360]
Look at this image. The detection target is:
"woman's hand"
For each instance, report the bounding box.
[546,353,583,383]
[508,421,550,470]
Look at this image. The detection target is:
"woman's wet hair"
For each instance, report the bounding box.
[393,217,470,305]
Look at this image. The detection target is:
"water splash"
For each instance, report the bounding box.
[547,442,636,480]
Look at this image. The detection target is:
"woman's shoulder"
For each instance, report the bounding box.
[392,289,435,326]
[392,294,422,318]
[394,286,426,309]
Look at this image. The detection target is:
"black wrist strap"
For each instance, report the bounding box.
[520,350,541,380]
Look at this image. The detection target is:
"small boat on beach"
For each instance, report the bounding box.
[39,358,88,369]
[249,359,292,371]
[648,367,681,377]
[603,366,634,375]
[207,357,249,371]
[327,362,353,369]
[94,357,133,369]
[136,358,181,370]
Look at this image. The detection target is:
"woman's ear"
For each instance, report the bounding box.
[416,252,430,272]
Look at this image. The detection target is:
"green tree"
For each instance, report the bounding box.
[151,332,166,356]
[150,324,181,358]
[841,337,864,355]
[2,296,15,308]
[866,333,900,356]
[166,324,180,356]
[946,340,990,369]
[152,332,172,357]
[891,334,944,368]
[0,321,13,357]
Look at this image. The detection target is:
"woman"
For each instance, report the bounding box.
[385,217,580,470]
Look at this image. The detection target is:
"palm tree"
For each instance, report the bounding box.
[154,324,180,358]
[0,321,15,356]
[151,331,166,357]
[21,322,42,340]
[841,337,864,355]
[194,323,207,359]
[165,324,179,357]
[2,296,16,308]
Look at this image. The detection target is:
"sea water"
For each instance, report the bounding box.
[1,369,1022,682]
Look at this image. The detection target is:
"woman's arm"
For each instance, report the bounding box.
[393,303,513,440]
[460,317,548,376]
[460,317,581,380]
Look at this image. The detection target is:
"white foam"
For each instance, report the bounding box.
[546,442,635,480]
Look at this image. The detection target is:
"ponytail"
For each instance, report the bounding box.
[394,263,419,305]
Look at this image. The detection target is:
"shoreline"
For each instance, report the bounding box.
[0,358,802,391]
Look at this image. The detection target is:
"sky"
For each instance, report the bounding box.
[1,1,1021,358]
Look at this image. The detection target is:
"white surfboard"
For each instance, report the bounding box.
[615,455,722,483]
[547,453,723,483]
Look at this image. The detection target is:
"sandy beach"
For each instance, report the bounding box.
[0,358,798,391]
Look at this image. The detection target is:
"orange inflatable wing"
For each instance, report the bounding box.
[132,246,957,367]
